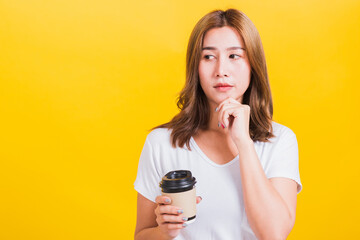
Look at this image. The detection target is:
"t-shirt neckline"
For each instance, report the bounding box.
[190,137,239,168]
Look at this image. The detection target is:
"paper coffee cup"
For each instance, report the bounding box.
[159,170,197,224]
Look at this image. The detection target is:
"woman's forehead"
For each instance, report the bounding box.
[202,26,245,49]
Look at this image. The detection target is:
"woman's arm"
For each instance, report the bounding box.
[236,139,297,240]
[134,193,163,240]
[134,193,171,240]
[135,193,201,240]
[216,98,298,240]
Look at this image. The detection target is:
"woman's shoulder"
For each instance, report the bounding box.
[145,127,173,146]
[254,121,298,153]
[270,121,297,142]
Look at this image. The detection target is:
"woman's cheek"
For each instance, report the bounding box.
[200,63,213,78]
[198,63,209,81]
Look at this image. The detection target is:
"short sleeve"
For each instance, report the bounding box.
[266,128,303,194]
[134,137,162,202]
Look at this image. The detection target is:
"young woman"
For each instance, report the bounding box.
[134,9,302,240]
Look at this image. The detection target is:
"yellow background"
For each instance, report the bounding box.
[1,0,359,239]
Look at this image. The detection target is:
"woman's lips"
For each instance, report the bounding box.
[214,84,233,92]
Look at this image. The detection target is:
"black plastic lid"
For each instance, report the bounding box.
[159,170,196,193]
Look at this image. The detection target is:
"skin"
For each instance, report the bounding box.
[134,195,202,240]
[196,26,298,239]
[198,26,252,146]
[135,26,298,240]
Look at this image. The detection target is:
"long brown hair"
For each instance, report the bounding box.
[154,9,274,150]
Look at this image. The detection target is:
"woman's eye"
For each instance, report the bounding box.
[229,54,240,59]
[204,55,214,60]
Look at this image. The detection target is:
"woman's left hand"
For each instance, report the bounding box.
[216,97,252,144]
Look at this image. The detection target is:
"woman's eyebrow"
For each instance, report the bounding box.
[202,46,245,51]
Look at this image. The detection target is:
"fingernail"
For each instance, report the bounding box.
[165,198,170,203]
[183,223,187,227]
[215,107,218,112]
[221,123,225,129]
[177,209,183,214]
[218,122,221,127]
[182,217,188,221]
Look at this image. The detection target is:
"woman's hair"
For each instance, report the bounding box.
[154,8,274,150]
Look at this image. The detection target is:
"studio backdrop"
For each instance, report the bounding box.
[0,0,359,239]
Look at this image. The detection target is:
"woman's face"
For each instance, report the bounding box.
[198,26,251,106]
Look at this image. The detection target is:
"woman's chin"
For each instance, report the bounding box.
[213,96,242,104]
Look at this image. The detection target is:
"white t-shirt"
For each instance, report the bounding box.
[134,121,302,240]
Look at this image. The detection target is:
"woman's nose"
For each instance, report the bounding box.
[215,57,229,78]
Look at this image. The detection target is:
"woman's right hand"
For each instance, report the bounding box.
[154,195,202,239]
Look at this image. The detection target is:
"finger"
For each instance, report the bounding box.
[158,205,184,215]
[217,103,237,127]
[226,108,243,128]
[216,100,241,127]
[215,98,232,113]
[163,223,186,230]
[160,214,187,223]
[219,105,239,128]
[216,97,240,112]
[196,196,202,204]
[155,195,172,205]
[220,107,230,128]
